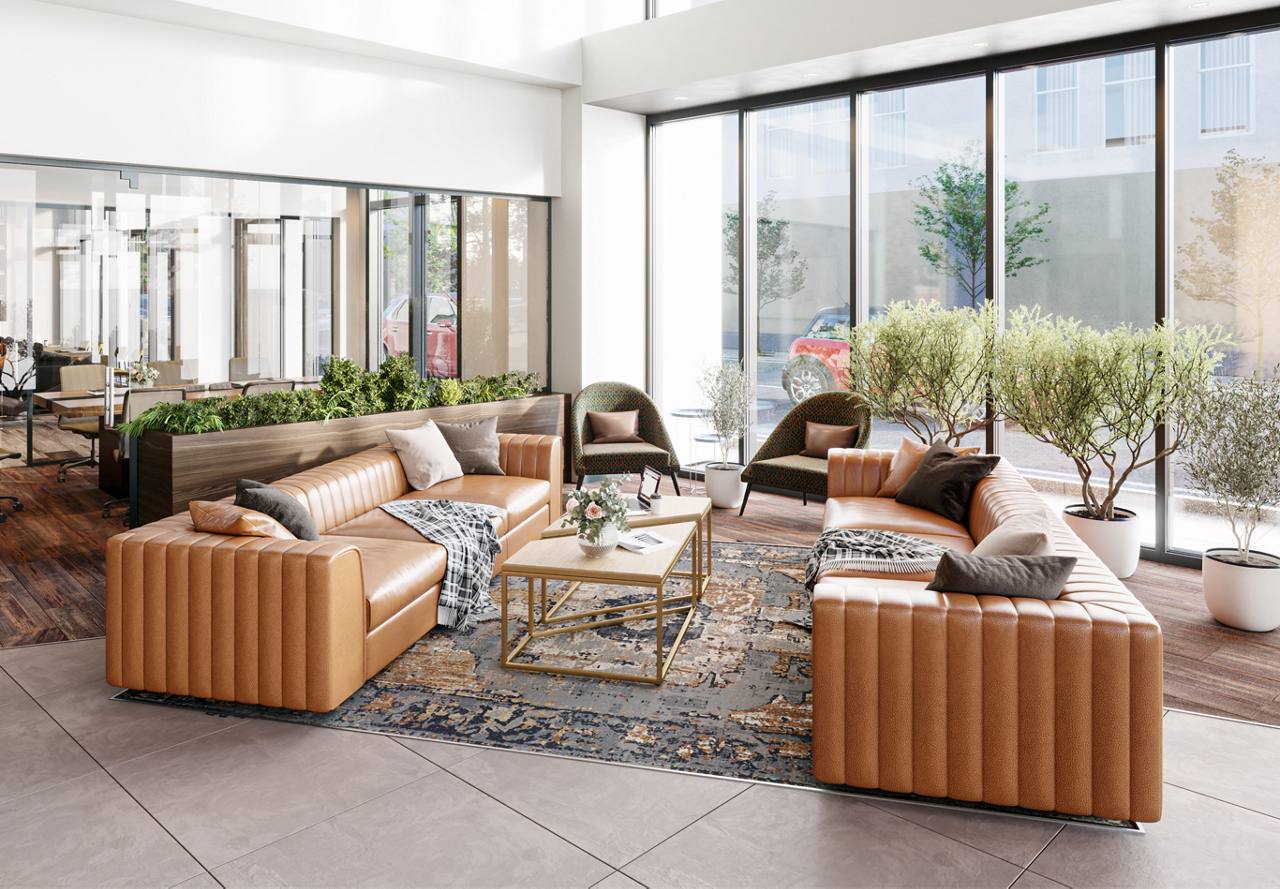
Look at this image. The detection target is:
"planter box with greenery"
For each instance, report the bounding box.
[124,357,566,524]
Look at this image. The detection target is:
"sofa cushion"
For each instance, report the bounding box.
[418,475,551,528]
[437,417,504,475]
[321,535,447,631]
[188,501,295,540]
[753,454,829,476]
[588,409,643,444]
[800,422,857,458]
[926,551,1078,600]
[895,442,1000,524]
[386,420,463,490]
[235,479,319,540]
[824,496,974,549]
[877,436,981,498]
[970,510,1055,557]
[582,441,668,458]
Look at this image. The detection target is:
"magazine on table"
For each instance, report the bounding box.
[618,529,669,553]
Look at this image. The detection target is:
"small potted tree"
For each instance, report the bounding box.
[699,362,752,509]
[1182,373,1280,631]
[995,308,1224,578]
[848,299,997,446]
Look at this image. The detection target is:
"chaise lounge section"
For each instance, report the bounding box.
[811,448,1163,823]
[106,433,561,713]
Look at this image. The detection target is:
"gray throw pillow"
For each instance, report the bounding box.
[926,551,1077,600]
[436,416,505,476]
[971,511,1055,557]
[234,479,319,540]
[895,441,1000,524]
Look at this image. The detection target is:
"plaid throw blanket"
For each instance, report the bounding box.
[804,528,949,592]
[380,499,505,631]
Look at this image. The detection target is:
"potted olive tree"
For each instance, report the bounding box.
[699,362,752,509]
[848,299,997,445]
[995,308,1224,578]
[1182,373,1280,631]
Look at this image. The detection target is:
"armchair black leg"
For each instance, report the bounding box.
[668,471,681,496]
[738,483,753,516]
[575,476,585,491]
[802,491,808,506]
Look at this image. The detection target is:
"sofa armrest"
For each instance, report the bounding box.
[826,448,896,499]
[811,577,1163,822]
[498,433,563,519]
[105,526,367,712]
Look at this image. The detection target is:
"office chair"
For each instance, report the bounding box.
[0,342,25,522]
[240,379,295,397]
[54,363,107,483]
[101,388,183,519]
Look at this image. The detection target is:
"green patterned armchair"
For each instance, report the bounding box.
[572,382,682,493]
[738,392,870,515]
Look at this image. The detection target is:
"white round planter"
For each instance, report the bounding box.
[704,463,747,510]
[1203,548,1280,632]
[1062,505,1141,579]
[577,522,620,559]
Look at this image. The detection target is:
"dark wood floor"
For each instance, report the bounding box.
[2,435,1276,725]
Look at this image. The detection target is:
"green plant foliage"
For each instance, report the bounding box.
[849,299,997,445]
[118,363,544,437]
[1180,370,1280,563]
[994,307,1227,520]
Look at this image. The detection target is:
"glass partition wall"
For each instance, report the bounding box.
[648,12,1280,565]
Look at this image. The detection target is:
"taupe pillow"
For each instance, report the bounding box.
[926,551,1077,600]
[895,442,1000,524]
[588,410,643,444]
[437,416,504,475]
[800,421,857,458]
[877,436,980,497]
[972,511,1055,557]
[235,479,319,540]
[386,420,464,490]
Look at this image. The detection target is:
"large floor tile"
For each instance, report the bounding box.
[1032,783,1280,888]
[172,874,221,889]
[594,872,646,889]
[394,735,485,768]
[451,748,745,866]
[0,667,26,708]
[0,770,202,888]
[1164,709,1280,818]
[0,695,99,805]
[214,770,614,888]
[866,799,1062,867]
[0,637,105,698]
[109,720,437,868]
[1012,872,1068,889]
[625,784,1022,889]
[39,680,243,766]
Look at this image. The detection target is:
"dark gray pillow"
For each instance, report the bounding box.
[436,416,504,476]
[926,551,1077,599]
[895,441,1000,524]
[234,479,319,540]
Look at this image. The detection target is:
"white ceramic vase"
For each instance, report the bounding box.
[1062,505,1141,579]
[577,521,619,559]
[704,463,747,509]
[1202,548,1280,632]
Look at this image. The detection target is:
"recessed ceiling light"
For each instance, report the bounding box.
[674,95,690,101]
[1189,1,1209,7]
[972,41,989,48]
[807,72,821,78]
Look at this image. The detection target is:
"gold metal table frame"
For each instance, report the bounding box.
[499,519,704,685]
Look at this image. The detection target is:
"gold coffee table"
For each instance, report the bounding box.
[499,520,701,684]
[543,494,712,596]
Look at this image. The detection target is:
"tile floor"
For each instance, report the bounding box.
[2,638,1279,889]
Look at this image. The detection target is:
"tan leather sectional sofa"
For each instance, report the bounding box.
[106,434,561,713]
[811,448,1163,823]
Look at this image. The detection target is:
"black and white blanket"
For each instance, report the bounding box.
[380,499,505,631]
[804,528,949,592]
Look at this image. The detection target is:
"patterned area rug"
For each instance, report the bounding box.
[122,542,819,786]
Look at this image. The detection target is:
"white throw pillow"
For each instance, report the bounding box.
[386,420,464,490]
[971,510,1056,557]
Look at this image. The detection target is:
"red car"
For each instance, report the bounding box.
[781,307,851,404]
[382,294,458,377]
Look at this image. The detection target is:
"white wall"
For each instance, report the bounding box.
[0,0,563,197]
[551,92,647,394]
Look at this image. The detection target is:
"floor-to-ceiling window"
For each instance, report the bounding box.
[747,97,850,450]
[651,113,740,468]
[1169,27,1280,557]
[647,12,1280,563]
[1000,50,1158,544]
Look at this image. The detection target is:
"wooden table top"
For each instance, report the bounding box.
[32,385,231,417]
[502,520,697,585]
[543,495,711,539]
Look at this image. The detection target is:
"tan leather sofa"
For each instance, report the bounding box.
[812,448,1163,823]
[106,434,561,713]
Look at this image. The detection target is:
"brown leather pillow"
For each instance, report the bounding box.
[800,421,857,458]
[588,410,643,444]
[189,501,296,540]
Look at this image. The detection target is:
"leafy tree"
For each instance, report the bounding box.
[911,147,1051,308]
[723,192,808,311]
[1176,150,1280,378]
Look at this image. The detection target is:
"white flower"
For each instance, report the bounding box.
[584,502,603,520]
[565,497,578,512]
